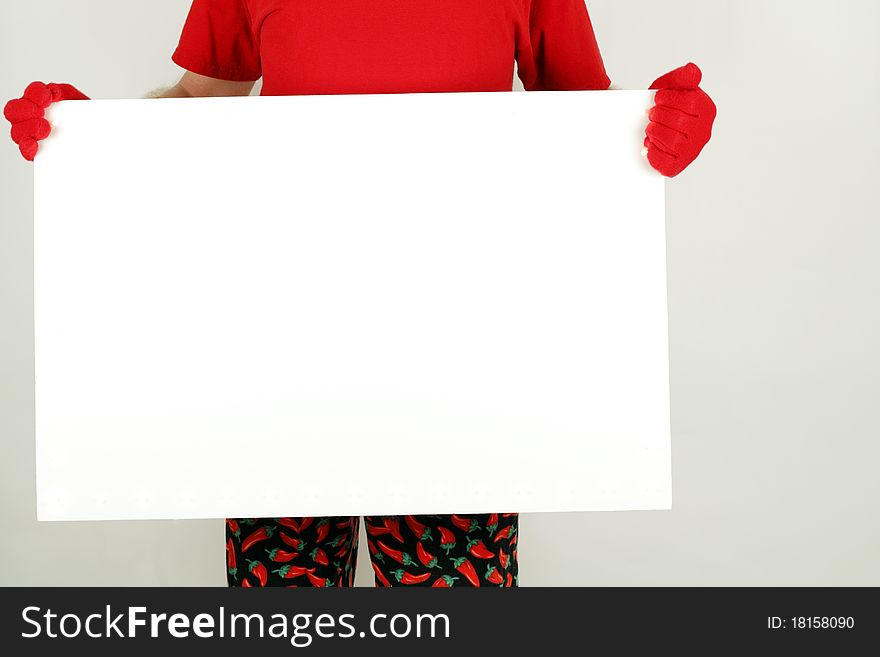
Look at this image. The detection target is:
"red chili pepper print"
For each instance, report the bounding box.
[416,541,441,569]
[225,514,518,589]
[451,515,480,533]
[391,570,431,585]
[315,519,331,544]
[367,538,383,561]
[241,525,275,553]
[486,513,499,535]
[306,571,333,587]
[438,526,457,555]
[450,556,480,587]
[405,515,433,541]
[485,565,504,585]
[279,532,306,551]
[329,534,348,548]
[467,538,495,560]
[492,525,512,543]
[248,560,268,587]
[378,541,417,566]
[275,517,299,532]
[372,561,392,587]
[432,575,459,587]
[383,517,404,543]
[226,538,237,578]
[310,547,329,567]
[366,523,390,538]
[272,565,316,580]
[265,548,298,563]
[226,519,240,539]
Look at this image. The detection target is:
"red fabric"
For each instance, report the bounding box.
[4,82,89,161]
[8,6,717,175]
[171,0,610,95]
[645,63,716,177]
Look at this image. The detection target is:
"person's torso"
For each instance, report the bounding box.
[244,0,531,95]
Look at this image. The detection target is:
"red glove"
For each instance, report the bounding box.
[4,82,89,161]
[644,63,716,177]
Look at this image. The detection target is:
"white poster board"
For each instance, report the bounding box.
[34,91,670,521]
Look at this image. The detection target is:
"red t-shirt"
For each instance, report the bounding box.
[172,0,610,95]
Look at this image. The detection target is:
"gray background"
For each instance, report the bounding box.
[1,0,878,586]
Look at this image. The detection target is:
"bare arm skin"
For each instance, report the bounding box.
[152,71,256,98]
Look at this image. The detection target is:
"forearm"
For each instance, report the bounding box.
[147,83,192,99]
[149,71,256,99]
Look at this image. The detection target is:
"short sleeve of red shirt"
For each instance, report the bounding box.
[172,0,262,82]
[516,0,610,91]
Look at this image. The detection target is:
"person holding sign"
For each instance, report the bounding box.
[5,0,716,587]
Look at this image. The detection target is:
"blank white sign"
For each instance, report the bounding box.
[34,90,669,521]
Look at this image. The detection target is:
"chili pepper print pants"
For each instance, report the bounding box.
[226,514,519,587]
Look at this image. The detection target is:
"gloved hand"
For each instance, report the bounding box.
[4,82,89,161]
[643,63,716,177]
